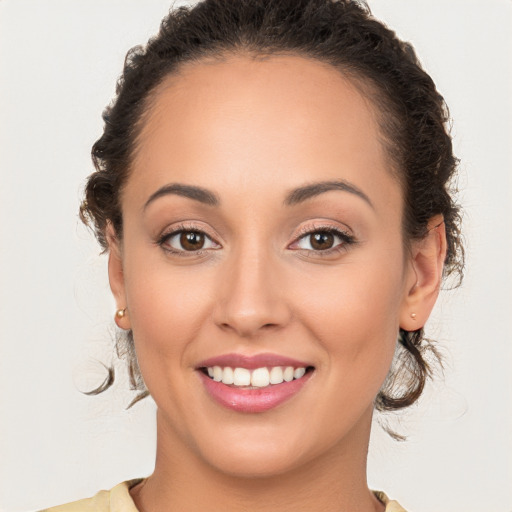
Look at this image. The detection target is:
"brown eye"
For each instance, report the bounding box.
[180,231,205,251]
[310,232,334,250]
[293,228,354,253]
[160,228,219,254]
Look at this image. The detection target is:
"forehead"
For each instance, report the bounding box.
[129,54,399,211]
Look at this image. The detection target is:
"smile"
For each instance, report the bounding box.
[197,354,315,413]
[204,365,307,388]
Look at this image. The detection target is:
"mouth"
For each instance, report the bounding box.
[196,354,315,413]
[200,365,314,389]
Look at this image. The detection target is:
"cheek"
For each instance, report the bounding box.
[293,253,405,388]
[122,250,216,376]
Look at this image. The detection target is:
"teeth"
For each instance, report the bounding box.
[233,367,251,386]
[221,366,234,385]
[251,367,270,387]
[283,366,294,382]
[269,366,284,384]
[213,366,222,382]
[205,365,308,388]
[294,367,306,379]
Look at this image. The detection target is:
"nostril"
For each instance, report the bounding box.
[217,320,280,336]
[212,292,292,337]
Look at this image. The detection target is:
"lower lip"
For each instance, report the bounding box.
[199,371,313,413]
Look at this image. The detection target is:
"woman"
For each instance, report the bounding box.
[41,0,463,510]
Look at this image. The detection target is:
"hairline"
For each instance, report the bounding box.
[122,48,411,254]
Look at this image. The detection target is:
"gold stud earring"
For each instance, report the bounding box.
[410,312,417,320]
[115,308,127,319]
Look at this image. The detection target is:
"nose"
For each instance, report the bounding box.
[213,245,291,338]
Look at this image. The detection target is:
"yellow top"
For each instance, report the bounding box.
[40,480,407,511]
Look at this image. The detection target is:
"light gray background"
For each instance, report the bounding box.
[1,1,511,511]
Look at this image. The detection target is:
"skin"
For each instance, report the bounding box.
[108,55,446,512]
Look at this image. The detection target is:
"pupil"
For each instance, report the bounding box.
[311,232,334,250]
[180,231,204,250]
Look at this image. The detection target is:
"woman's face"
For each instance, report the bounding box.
[111,55,420,477]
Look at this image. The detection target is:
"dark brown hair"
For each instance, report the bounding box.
[81,0,463,419]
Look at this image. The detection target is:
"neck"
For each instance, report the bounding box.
[131,407,384,512]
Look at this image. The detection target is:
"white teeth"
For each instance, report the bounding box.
[283,366,294,382]
[251,367,270,387]
[293,367,306,379]
[269,366,284,384]
[233,367,251,386]
[221,366,234,385]
[206,365,308,388]
[213,366,223,382]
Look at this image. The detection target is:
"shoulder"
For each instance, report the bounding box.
[39,479,142,512]
[374,490,408,512]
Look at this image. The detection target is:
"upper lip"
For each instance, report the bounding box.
[196,352,312,370]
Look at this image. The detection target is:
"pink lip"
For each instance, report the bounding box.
[196,353,314,413]
[199,371,313,413]
[197,352,311,370]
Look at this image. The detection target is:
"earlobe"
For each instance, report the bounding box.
[400,214,447,331]
[106,223,131,330]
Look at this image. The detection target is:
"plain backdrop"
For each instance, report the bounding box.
[1,1,511,511]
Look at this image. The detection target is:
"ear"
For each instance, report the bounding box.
[106,222,131,330]
[400,214,447,331]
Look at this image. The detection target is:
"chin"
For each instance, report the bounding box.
[204,445,307,479]
[189,421,340,480]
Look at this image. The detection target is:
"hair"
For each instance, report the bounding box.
[80,0,463,421]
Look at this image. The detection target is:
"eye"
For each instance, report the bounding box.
[298,231,337,251]
[158,227,220,254]
[293,227,355,253]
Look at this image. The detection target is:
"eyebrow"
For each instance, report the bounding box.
[284,180,374,209]
[143,183,220,210]
[143,178,373,211]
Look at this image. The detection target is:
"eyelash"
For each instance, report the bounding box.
[156,223,356,257]
[156,223,217,257]
[292,225,356,257]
